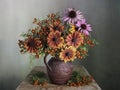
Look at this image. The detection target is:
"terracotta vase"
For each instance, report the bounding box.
[44,54,73,85]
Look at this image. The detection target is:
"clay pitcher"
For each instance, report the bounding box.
[44,54,73,85]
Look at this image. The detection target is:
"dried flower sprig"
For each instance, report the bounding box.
[67,71,93,87]
[29,72,48,86]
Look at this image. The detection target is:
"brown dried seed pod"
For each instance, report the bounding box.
[33,18,37,23]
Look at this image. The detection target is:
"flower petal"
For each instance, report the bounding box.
[83,30,89,35]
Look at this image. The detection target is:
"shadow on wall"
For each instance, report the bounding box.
[0,77,22,90]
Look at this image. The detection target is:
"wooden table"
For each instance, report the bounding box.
[16,66,101,90]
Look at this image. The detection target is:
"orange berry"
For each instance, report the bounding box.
[34,80,39,85]
[35,55,39,58]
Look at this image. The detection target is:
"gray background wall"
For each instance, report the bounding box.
[0,0,120,90]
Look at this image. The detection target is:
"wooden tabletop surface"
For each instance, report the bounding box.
[16,65,101,90]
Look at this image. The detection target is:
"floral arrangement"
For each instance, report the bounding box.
[18,8,97,63]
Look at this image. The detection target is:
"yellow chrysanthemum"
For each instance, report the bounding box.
[69,25,76,33]
[59,46,76,63]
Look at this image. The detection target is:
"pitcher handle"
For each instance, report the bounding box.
[44,54,52,71]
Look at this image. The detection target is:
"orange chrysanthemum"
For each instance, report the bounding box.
[47,31,64,49]
[59,46,76,62]
[66,31,83,48]
[49,19,64,32]
[24,37,42,53]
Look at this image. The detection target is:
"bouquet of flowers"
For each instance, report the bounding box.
[18,8,97,63]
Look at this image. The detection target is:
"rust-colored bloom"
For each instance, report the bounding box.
[59,46,76,62]
[66,31,83,48]
[49,19,64,32]
[24,37,42,53]
[47,31,64,49]
[47,13,56,19]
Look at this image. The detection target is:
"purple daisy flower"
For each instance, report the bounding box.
[76,19,92,35]
[63,8,83,24]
